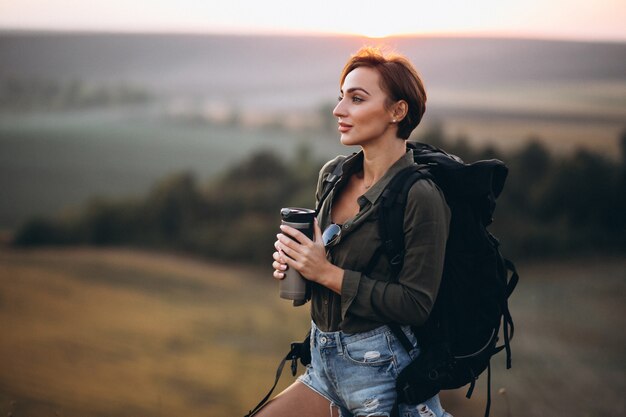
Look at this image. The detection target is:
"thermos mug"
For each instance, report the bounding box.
[279,207,316,306]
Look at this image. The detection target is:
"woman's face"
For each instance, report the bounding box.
[333,66,396,147]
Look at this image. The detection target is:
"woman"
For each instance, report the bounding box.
[264,47,452,417]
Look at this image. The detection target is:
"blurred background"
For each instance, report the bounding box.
[0,1,624,416]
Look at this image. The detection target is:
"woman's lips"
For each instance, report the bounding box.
[338,122,352,133]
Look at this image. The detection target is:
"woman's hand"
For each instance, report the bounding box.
[274,219,344,293]
[272,248,288,280]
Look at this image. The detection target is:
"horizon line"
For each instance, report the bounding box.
[1,26,625,44]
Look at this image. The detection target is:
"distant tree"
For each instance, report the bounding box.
[143,173,205,242]
[223,151,290,183]
[414,120,446,149]
[517,139,551,182]
[507,140,553,213]
[535,149,623,251]
[478,145,502,161]
[12,218,74,246]
[76,198,134,244]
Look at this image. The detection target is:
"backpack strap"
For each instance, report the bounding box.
[378,165,433,281]
[244,332,311,417]
[373,165,433,355]
[485,361,492,417]
[364,165,432,339]
[500,258,519,369]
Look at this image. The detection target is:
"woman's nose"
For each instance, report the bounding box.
[333,100,346,118]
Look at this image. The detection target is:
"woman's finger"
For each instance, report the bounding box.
[279,224,311,245]
[274,242,288,263]
[277,233,302,253]
[277,243,304,270]
[272,260,287,270]
[273,250,286,263]
[273,269,285,280]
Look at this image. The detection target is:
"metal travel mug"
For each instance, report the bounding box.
[279,207,315,306]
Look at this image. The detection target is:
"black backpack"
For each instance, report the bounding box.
[381,142,518,417]
[245,142,518,417]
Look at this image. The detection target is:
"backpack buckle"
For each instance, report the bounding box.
[289,342,303,376]
[390,252,403,266]
[401,382,419,404]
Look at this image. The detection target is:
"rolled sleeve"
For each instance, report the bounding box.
[340,269,361,320]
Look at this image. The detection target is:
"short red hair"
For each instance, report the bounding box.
[340,47,427,139]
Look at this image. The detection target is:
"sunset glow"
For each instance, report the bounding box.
[0,0,624,41]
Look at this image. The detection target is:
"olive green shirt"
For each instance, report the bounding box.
[311,149,451,333]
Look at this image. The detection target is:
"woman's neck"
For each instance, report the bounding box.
[360,138,407,188]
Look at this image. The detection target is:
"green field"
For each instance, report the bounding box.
[0,248,624,416]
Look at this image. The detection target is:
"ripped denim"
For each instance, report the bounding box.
[298,321,453,417]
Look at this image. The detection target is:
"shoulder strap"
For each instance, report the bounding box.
[378,165,433,280]
[376,164,432,355]
[244,332,311,416]
[500,258,519,369]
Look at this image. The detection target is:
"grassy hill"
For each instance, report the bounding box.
[0,248,624,416]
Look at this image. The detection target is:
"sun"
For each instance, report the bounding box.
[360,28,394,38]
[335,23,399,39]
[358,25,403,38]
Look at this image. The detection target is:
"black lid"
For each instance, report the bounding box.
[280,207,316,222]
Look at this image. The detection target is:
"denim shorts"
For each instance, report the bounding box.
[298,321,452,417]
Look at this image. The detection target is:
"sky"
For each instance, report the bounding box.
[0,0,625,41]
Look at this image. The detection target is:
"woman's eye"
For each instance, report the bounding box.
[337,95,363,103]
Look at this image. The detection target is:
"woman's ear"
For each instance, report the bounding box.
[392,100,408,122]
